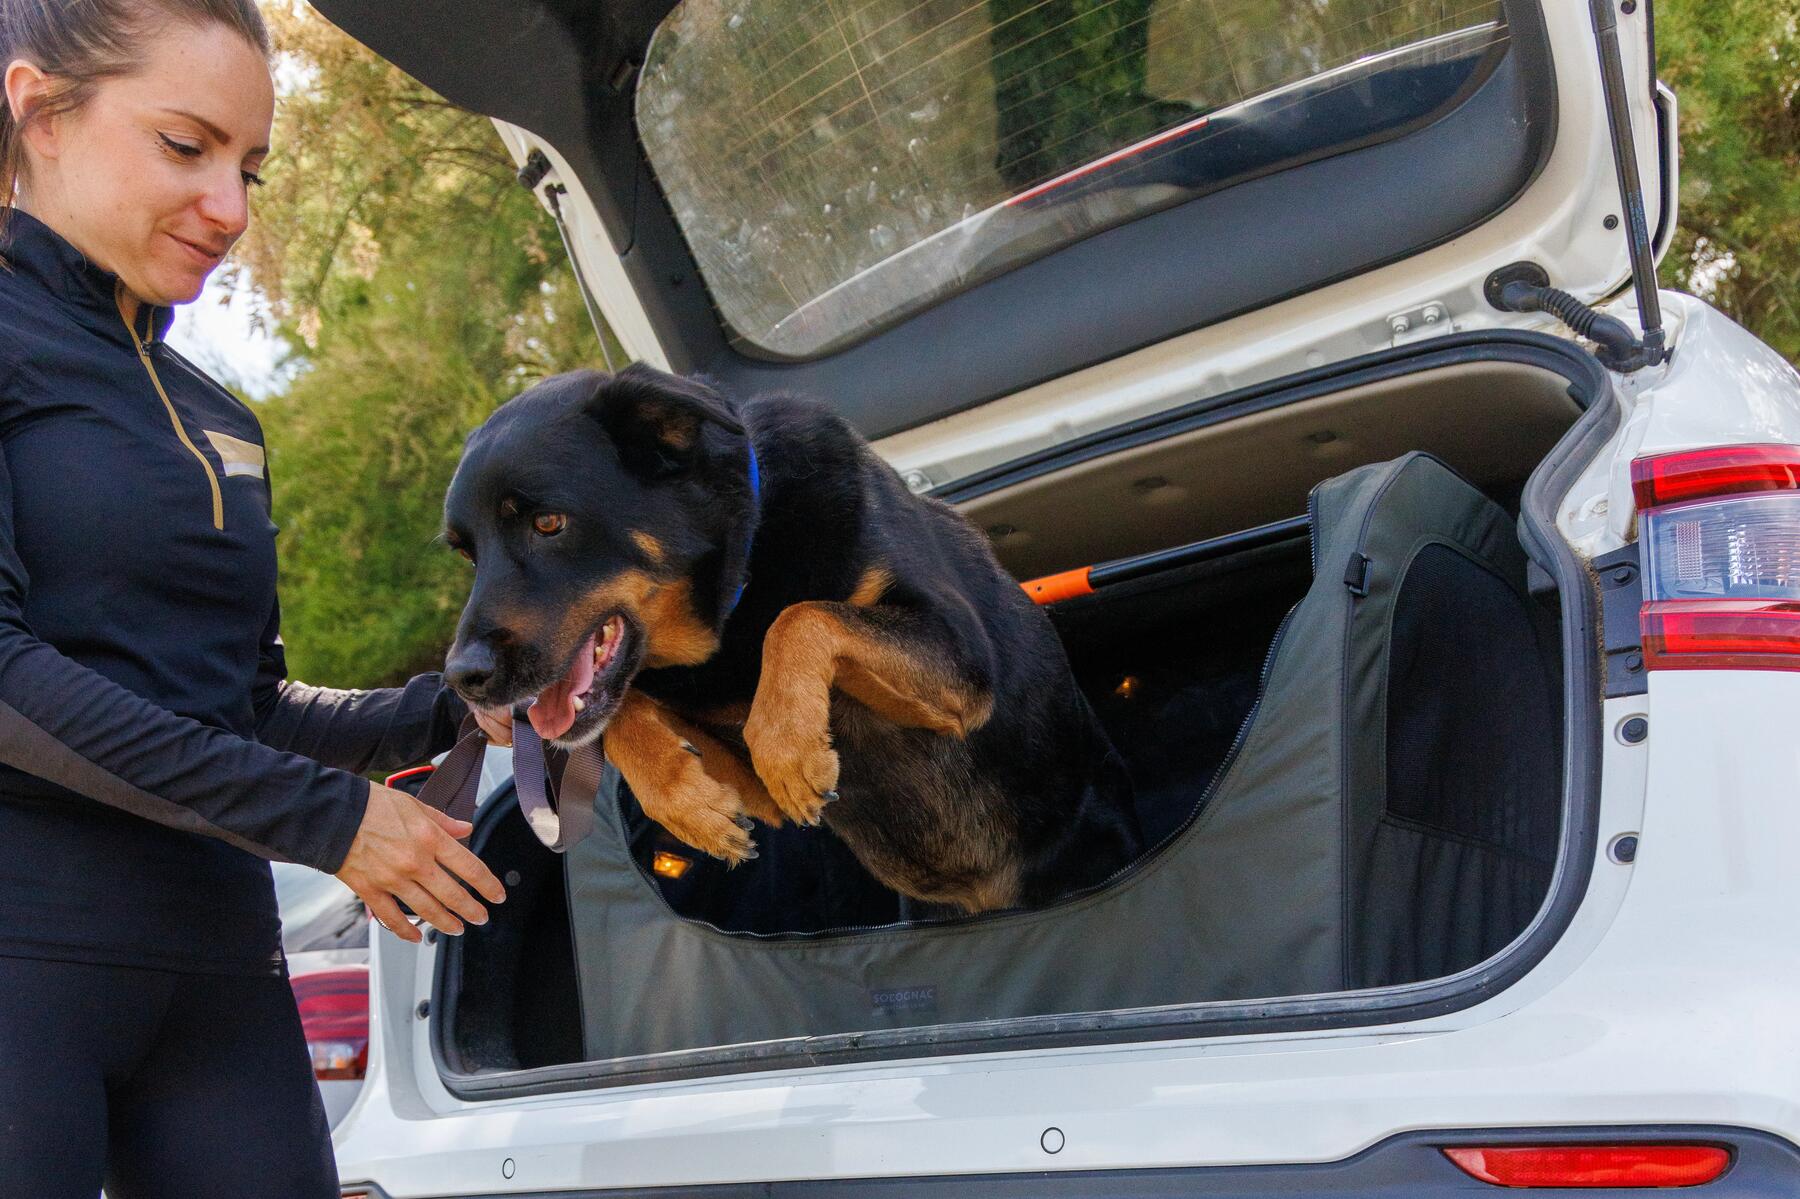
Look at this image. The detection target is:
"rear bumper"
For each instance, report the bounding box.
[340,1127,1798,1196]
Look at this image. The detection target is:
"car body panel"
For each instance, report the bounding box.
[335,676,1800,1192]
[1557,293,1800,558]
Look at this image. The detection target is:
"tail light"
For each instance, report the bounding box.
[1634,445,1800,671]
[290,966,370,1081]
[1443,1144,1730,1187]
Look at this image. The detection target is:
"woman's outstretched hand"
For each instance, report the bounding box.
[335,783,506,942]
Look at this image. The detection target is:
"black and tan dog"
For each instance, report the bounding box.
[442,365,1139,912]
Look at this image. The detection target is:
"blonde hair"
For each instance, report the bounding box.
[1,0,270,229]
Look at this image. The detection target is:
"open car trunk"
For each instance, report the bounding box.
[433,335,1611,1095]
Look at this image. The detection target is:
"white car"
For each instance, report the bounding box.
[273,861,369,1129]
[277,750,516,1131]
[314,0,1800,1194]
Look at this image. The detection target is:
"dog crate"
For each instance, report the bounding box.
[534,452,1563,1062]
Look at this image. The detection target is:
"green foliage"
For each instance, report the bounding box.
[244,9,607,687]
[1657,0,1800,361]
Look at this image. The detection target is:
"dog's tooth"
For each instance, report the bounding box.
[572,696,586,713]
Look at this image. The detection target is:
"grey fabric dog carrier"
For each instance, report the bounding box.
[565,453,1560,1060]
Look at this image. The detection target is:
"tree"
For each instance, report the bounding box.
[241,6,608,687]
[1657,0,1800,362]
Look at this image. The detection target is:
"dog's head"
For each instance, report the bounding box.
[442,364,753,746]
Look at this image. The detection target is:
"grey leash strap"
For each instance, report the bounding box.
[412,713,601,853]
[510,714,601,853]
[412,714,486,840]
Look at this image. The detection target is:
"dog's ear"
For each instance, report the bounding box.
[587,364,743,479]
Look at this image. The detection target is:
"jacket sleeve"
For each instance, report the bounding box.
[251,600,469,777]
[0,447,373,872]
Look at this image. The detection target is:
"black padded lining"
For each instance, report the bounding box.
[451,800,584,1071]
[1353,539,1561,988]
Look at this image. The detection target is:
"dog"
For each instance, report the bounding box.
[441,364,1140,913]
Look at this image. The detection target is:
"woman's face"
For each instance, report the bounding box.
[12,21,273,309]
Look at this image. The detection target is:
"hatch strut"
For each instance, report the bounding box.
[1488,1,1670,373]
[1587,0,1667,365]
[518,148,619,373]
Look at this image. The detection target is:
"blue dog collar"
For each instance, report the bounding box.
[725,441,760,618]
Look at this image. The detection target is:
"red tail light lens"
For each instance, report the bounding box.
[1444,1144,1730,1187]
[1635,446,1800,670]
[1631,444,1800,509]
[290,967,370,1081]
[1643,600,1800,671]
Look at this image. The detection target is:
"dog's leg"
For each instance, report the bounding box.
[660,708,786,828]
[603,691,760,864]
[743,602,995,827]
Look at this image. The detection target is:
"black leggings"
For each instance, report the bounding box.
[0,954,337,1199]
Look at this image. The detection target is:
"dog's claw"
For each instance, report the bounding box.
[680,740,703,758]
[734,814,755,832]
[820,789,839,803]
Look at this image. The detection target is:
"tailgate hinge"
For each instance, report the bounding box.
[1385,301,1457,348]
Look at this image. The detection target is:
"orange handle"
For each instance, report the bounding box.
[384,763,437,789]
[1021,565,1095,605]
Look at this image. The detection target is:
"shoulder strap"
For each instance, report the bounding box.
[413,714,486,837]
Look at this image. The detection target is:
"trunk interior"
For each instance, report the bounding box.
[442,350,1591,1079]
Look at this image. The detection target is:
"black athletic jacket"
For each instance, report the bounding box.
[0,211,465,974]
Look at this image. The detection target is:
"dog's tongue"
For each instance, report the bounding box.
[527,633,596,742]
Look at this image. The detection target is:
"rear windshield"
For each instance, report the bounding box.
[638,0,1508,359]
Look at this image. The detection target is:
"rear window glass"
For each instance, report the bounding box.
[638,0,1509,359]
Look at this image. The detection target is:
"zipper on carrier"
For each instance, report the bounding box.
[121,307,224,531]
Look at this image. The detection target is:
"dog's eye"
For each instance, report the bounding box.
[532,513,568,537]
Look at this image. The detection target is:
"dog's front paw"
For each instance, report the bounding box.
[730,782,789,829]
[743,717,840,827]
[636,763,759,866]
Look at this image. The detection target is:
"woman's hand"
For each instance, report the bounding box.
[335,783,506,942]
[469,704,514,747]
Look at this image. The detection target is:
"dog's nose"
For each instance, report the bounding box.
[445,638,499,698]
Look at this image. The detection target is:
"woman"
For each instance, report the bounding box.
[0,3,510,1194]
